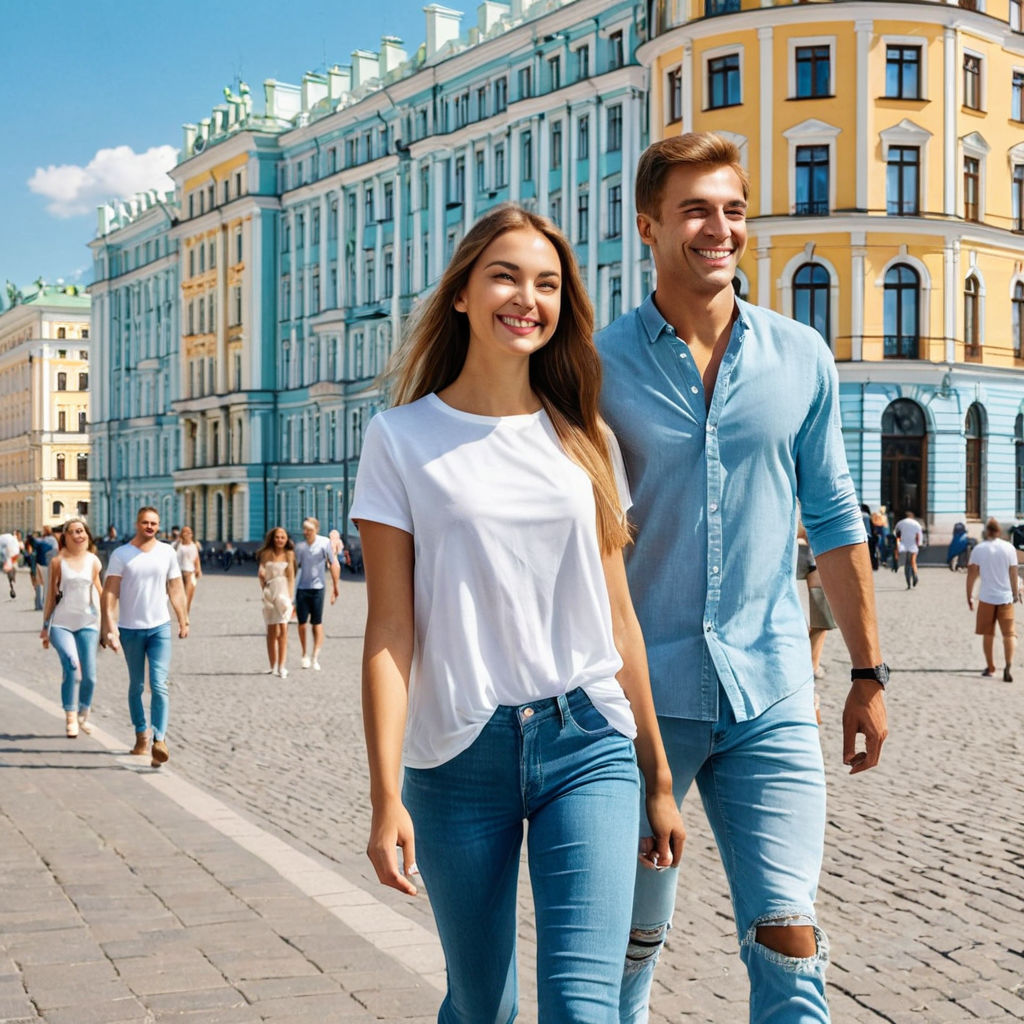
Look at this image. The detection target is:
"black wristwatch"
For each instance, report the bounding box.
[850,664,889,689]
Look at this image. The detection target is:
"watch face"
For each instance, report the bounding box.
[875,664,890,686]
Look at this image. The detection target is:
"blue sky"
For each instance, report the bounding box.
[0,0,429,301]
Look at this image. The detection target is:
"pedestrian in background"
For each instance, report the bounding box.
[23,533,43,609]
[355,205,683,1022]
[967,517,1020,682]
[100,506,189,767]
[39,518,102,738]
[257,527,295,678]
[293,517,339,671]
[35,526,59,605]
[0,529,19,599]
[894,510,924,589]
[173,525,202,614]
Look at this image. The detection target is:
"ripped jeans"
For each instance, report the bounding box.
[621,681,829,1024]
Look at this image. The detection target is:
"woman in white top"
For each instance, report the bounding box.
[353,205,685,1022]
[173,525,202,613]
[257,527,295,678]
[40,518,103,737]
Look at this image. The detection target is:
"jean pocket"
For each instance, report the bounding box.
[566,694,616,737]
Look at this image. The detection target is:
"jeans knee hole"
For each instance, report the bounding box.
[626,925,668,966]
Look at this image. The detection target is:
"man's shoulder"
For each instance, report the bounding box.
[596,307,644,354]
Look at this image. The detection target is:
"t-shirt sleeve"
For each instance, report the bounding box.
[106,547,125,578]
[166,545,182,580]
[351,414,414,534]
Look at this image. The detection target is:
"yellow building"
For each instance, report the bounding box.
[642,0,1024,540]
[0,283,92,531]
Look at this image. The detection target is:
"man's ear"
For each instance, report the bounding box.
[636,212,655,246]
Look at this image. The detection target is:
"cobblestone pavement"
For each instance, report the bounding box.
[1,562,1023,1022]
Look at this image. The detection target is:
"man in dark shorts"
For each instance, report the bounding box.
[293,517,339,671]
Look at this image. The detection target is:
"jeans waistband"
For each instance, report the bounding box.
[492,687,592,732]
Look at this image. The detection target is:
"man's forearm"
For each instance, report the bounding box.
[814,542,883,667]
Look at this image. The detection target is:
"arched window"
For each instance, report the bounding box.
[52,500,63,516]
[881,399,927,521]
[56,453,66,480]
[1015,413,1024,516]
[964,275,980,359]
[883,264,920,358]
[965,403,984,519]
[793,263,831,343]
[1013,282,1024,358]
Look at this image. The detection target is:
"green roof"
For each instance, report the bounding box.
[16,284,91,309]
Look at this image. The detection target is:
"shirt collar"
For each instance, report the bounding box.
[638,291,753,345]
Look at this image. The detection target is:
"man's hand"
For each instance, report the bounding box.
[842,678,888,774]
[178,622,190,639]
[330,585,339,605]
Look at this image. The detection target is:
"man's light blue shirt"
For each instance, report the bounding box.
[294,535,338,590]
[597,294,866,723]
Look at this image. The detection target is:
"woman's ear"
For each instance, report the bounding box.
[453,290,468,313]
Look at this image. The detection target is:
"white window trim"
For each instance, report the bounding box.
[702,43,745,111]
[962,47,986,110]
[875,252,932,341]
[599,17,631,39]
[779,252,840,347]
[880,119,931,213]
[961,130,990,219]
[787,36,836,98]
[715,130,749,173]
[963,265,986,349]
[782,118,841,215]
[665,63,684,124]
[881,35,929,100]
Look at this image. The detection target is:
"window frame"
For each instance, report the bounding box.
[704,47,743,110]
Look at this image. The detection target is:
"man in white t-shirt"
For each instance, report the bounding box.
[293,517,339,670]
[100,506,189,767]
[967,517,1020,682]
[894,511,924,589]
[0,530,19,598]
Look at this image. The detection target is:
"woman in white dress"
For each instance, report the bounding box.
[257,527,295,678]
[40,518,103,737]
[173,525,202,614]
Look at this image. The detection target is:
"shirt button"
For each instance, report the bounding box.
[690,385,699,394]
[709,502,719,512]
[705,624,712,633]
[679,351,687,359]
[711,566,719,574]
[522,707,534,718]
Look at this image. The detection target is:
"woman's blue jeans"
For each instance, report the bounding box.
[620,682,829,1024]
[403,688,640,1023]
[120,623,171,740]
[49,626,97,712]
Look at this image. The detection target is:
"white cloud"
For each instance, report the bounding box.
[28,144,178,218]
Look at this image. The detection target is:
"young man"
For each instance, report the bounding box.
[967,517,1020,682]
[100,506,189,767]
[596,133,889,1023]
[0,530,19,598]
[35,525,58,606]
[293,517,339,670]
[894,510,924,589]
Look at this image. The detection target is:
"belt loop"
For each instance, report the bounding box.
[555,692,570,727]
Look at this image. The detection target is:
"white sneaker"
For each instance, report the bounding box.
[279,666,289,679]
[271,665,280,677]
[301,655,311,669]
[312,659,321,671]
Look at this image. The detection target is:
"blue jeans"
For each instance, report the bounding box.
[120,623,172,740]
[621,682,829,1024]
[49,626,98,712]
[403,688,640,1023]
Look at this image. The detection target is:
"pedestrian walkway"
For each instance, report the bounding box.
[0,675,442,1024]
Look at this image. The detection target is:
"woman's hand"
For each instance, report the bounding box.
[39,626,49,649]
[639,790,686,871]
[367,797,420,896]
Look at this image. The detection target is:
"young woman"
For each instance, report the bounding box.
[257,527,295,678]
[353,205,685,1022]
[40,519,102,737]
[173,525,202,613]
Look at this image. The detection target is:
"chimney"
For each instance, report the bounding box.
[302,72,328,112]
[351,49,379,87]
[477,0,508,34]
[380,36,407,76]
[183,123,197,154]
[264,79,301,122]
[424,4,463,59]
[328,64,351,99]
[97,204,114,236]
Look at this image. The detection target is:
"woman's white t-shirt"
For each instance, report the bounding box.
[351,393,637,769]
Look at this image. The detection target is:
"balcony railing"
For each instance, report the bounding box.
[794,200,829,216]
[705,0,740,14]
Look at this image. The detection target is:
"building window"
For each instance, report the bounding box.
[964,275,981,359]
[76,453,88,480]
[57,372,67,391]
[964,156,980,221]
[578,115,590,159]
[495,76,507,111]
[57,326,66,339]
[708,54,741,109]
[1015,414,1024,516]
[885,45,921,99]
[793,263,831,343]
[476,151,486,193]
[454,157,466,202]
[548,54,561,91]
[578,191,589,243]
[607,105,623,152]
[1013,0,1022,30]
[364,187,374,225]
[495,144,507,187]
[551,122,562,169]
[550,195,562,227]
[609,275,622,322]
[1014,282,1024,356]
[79,372,88,390]
[454,91,469,128]
[706,0,741,12]
[518,66,533,100]
[521,132,533,181]
[607,184,622,238]
[311,208,320,244]
[78,411,87,432]
[58,410,66,431]
[56,454,66,480]
[1014,71,1024,120]
[668,67,683,122]
[965,403,984,519]
[963,53,982,109]
[883,264,920,358]
[609,30,624,70]
[795,45,830,98]
[576,44,590,80]
[477,84,488,119]
[795,145,829,215]
[384,250,394,298]
[887,146,920,215]
[1015,165,1024,230]
[365,256,375,301]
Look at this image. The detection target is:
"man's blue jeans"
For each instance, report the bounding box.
[120,623,172,740]
[49,626,97,712]
[403,688,640,1023]
[621,682,829,1024]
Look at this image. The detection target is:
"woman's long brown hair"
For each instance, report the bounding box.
[388,204,629,552]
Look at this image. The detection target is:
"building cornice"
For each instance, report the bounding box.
[170,194,281,240]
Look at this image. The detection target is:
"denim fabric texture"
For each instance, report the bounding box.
[49,625,98,712]
[403,688,640,1023]
[120,623,172,739]
[620,682,829,1024]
